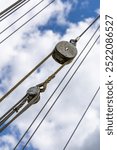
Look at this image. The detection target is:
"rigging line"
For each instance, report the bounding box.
[0,95,39,133]
[0,0,31,22]
[0,0,55,45]
[0,4,99,102]
[0,52,52,103]
[0,25,99,103]
[0,0,44,33]
[14,25,100,150]
[0,0,27,16]
[22,35,100,150]
[0,0,29,18]
[0,95,27,120]
[0,64,66,133]
[63,87,100,150]
[76,15,100,41]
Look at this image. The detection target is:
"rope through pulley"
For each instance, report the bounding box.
[0,40,77,132]
[14,25,100,150]
[0,15,100,133]
[22,35,100,150]
[0,15,99,103]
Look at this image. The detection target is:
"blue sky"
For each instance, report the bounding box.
[0,65,12,93]
[67,0,99,22]
[38,0,99,35]
[0,0,100,150]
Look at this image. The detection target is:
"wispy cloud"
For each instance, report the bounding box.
[80,0,89,9]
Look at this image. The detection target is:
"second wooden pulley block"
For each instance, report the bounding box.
[52,41,78,64]
[27,86,40,104]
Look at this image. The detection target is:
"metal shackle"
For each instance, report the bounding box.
[27,86,40,104]
[52,41,77,64]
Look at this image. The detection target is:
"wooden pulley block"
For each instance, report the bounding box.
[52,41,77,64]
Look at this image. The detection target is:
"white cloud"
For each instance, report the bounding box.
[80,0,89,9]
[0,0,17,12]
[0,0,100,150]
[0,134,17,150]
[95,8,100,15]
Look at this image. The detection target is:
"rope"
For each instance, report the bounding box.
[0,97,27,127]
[0,0,44,33]
[0,52,52,103]
[0,0,30,22]
[0,95,27,120]
[0,0,27,16]
[63,87,100,150]
[0,16,100,103]
[76,15,100,41]
[22,35,100,149]
[0,23,99,103]
[44,63,67,85]
[0,0,55,44]
[0,95,39,133]
[14,26,100,149]
[0,63,66,133]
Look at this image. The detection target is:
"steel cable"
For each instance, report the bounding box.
[0,0,28,16]
[0,0,99,149]
[76,15,100,40]
[63,87,100,150]
[0,52,52,103]
[0,0,55,44]
[22,35,100,149]
[0,16,99,103]
[14,25,100,149]
[0,0,44,33]
[0,0,31,22]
